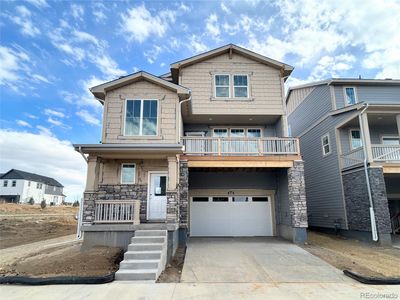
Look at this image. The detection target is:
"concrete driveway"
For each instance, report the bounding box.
[181,237,350,283]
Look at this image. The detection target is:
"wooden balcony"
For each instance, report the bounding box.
[182,137,300,156]
[94,200,141,224]
[341,145,400,169]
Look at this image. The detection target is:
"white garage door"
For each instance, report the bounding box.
[190,196,273,237]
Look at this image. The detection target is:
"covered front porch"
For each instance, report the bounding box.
[338,110,400,169]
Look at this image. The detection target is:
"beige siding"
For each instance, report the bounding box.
[103,80,179,144]
[180,53,285,116]
[100,159,168,185]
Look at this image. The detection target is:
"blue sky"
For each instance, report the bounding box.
[1,0,399,200]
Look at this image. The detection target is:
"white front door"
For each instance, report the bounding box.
[148,173,168,220]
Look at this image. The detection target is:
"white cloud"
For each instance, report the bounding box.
[120,4,177,43]
[221,3,231,14]
[10,5,41,37]
[178,2,190,12]
[47,117,62,126]
[72,29,100,46]
[91,55,125,77]
[25,113,38,119]
[92,2,107,23]
[76,110,101,126]
[44,108,65,118]
[25,0,48,8]
[205,14,221,41]
[0,129,86,201]
[32,74,51,84]
[309,54,356,81]
[0,46,30,92]
[144,45,163,64]
[36,125,53,137]
[363,46,400,79]
[188,35,208,54]
[16,120,32,128]
[71,4,84,20]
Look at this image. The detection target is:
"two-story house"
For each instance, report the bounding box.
[0,169,65,205]
[287,79,400,246]
[74,44,308,281]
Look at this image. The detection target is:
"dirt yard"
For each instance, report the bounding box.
[0,203,78,249]
[157,247,186,283]
[0,243,123,277]
[303,231,400,278]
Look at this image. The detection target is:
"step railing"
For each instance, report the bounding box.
[372,145,400,161]
[340,147,365,168]
[94,200,140,224]
[182,137,299,156]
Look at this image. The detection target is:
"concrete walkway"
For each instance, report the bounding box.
[182,237,349,283]
[1,282,399,300]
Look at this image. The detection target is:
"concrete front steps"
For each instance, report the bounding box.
[115,230,167,282]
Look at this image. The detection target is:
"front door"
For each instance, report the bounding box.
[148,172,167,220]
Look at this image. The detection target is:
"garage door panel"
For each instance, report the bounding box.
[190,198,273,237]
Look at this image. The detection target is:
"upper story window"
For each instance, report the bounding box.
[213,128,228,137]
[247,128,261,138]
[28,181,31,187]
[11,180,16,187]
[233,75,248,98]
[214,75,230,98]
[321,133,331,156]
[125,99,158,136]
[230,128,245,137]
[382,136,400,145]
[350,129,362,149]
[3,180,8,187]
[36,183,42,189]
[344,87,357,105]
[121,163,136,184]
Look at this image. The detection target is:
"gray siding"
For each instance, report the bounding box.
[335,85,400,109]
[299,110,359,229]
[44,185,63,196]
[288,85,332,137]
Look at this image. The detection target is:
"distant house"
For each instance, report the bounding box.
[0,169,65,205]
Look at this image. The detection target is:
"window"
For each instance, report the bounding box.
[322,134,331,156]
[232,196,248,202]
[36,183,41,189]
[230,128,245,137]
[28,181,31,187]
[212,197,229,202]
[121,163,136,184]
[247,128,261,138]
[215,75,230,98]
[233,75,248,98]
[125,99,158,136]
[382,136,400,145]
[344,87,357,105]
[3,180,8,187]
[288,125,292,137]
[252,197,269,202]
[11,180,16,187]
[350,129,362,149]
[192,197,209,202]
[153,175,166,196]
[213,128,228,137]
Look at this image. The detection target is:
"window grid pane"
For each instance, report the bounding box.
[215,75,230,97]
[247,129,261,138]
[234,75,248,98]
[122,164,135,183]
[125,100,141,135]
[345,88,356,105]
[142,100,158,136]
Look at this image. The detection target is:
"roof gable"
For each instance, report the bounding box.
[170,44,294,81]
[90,71,190,101]
[0,169,63,187]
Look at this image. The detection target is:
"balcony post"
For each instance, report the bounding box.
[396,114,400,138]
[85,156,100,192]
[218,138,221,156]
[359,113,373,163]
[133,200,141,225]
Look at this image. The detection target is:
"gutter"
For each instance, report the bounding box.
[358,103,378,242]
[178,90,192,145]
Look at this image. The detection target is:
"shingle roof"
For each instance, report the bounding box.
[0,169,63,187]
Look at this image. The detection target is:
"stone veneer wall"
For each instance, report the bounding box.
[82,184,147,225]
[179,160,189,229]
[287,161,308,228]
[343,167,391,234]
[166,191,179,228]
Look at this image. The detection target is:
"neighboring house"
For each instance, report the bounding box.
[287,79,400,246]
[74,44,308,269]
[0,169,65,205]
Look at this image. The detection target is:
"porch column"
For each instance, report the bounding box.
[360,113,373,162]
[396,114,400,137]
[287,160,308,244]
[85,156,100,192]
[167,156,178,191]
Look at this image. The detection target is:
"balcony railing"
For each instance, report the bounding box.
[341,145,400,169]
[94,200,140,224]
[182,137,299,156]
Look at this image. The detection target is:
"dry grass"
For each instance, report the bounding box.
[303,231,400,278]
[0,203,78,215]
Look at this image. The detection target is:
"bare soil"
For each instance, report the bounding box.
[157,246,186,283]
[0,203,78,249]
[0,243,123,277]
[302,231,400,278]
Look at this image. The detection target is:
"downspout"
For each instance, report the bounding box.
[358,103,378,242]
[178,90,192,147]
